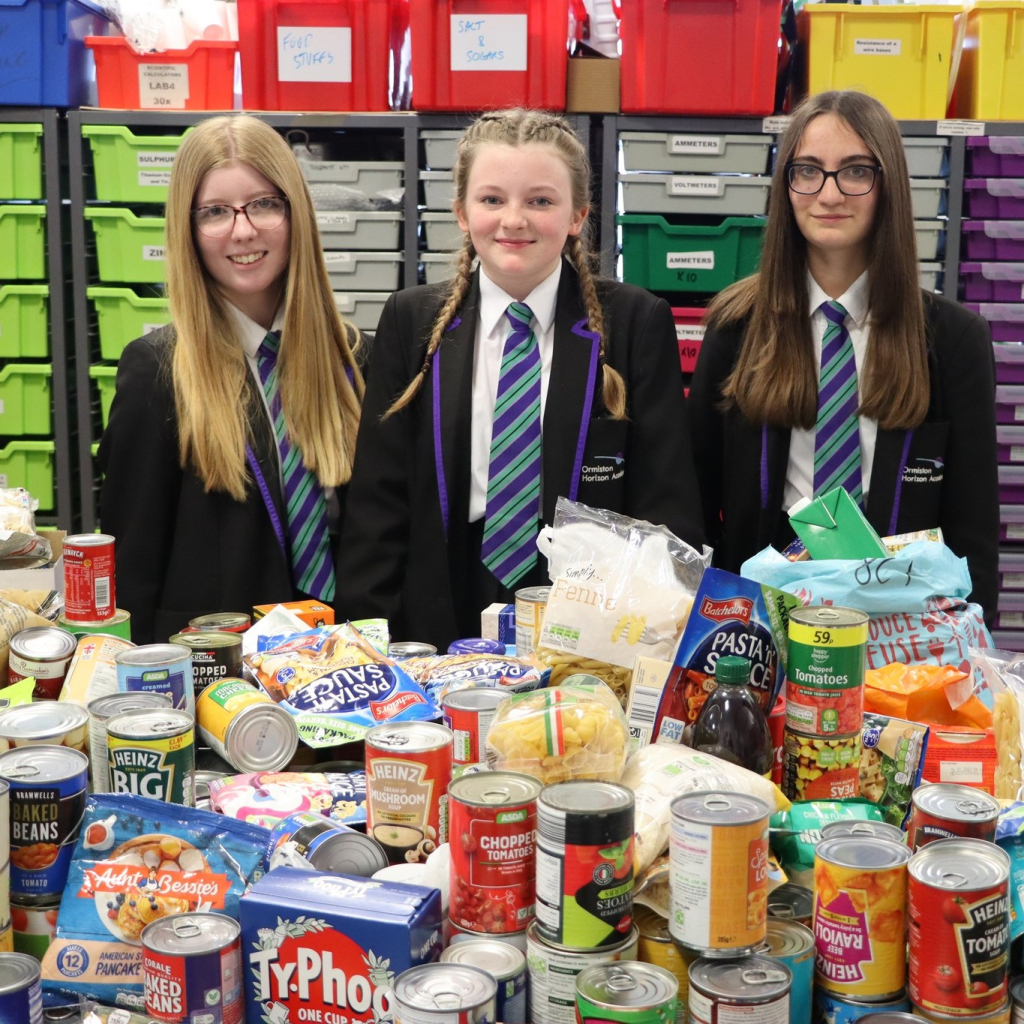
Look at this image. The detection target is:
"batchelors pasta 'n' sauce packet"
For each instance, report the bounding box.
[41,794,269,1010]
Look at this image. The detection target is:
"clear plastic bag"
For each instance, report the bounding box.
[972,647,1024,800]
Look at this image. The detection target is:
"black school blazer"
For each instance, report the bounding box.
[688,290,999,623]
[335,263,705,648]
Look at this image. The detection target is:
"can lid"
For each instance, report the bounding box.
[87,692,173,721]
[714,656,750,686]
[758,919,815,959]
[1011,976,1024,1006]
[789,605,869,629]
[819,820,906,844]
[169,630,241,650]
[448,638,506,655]
[0,952,41,995]
[9,626,77,662]
[852,1016,923,1023]
[576,962,678,1009]
[227,702,298,773]
[539,780,634,815]
[367,721,452,752]
[913,782,1001,824]
[388,642,438,659]
[766,883,814,920]
[141,912,239,955]
[440,938,526,980]
[670,790,769,826]
[689,957,792,1002]
[188,612,250,630]
[309,832,390,877]
[448,770,542,806]
[64,533,114,547]
[0,701,89,741]
[815,836,911,870]
[442,688,508,713]
[909,837,1011,889]
[514,586,550,602]
[0,745,89,782]
[115,643,191,667]
[107,708,194,739]
[631,904,671,942]
[393,964,498,1011]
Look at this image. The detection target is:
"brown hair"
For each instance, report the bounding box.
[385,108,625,420]
[165,114,364,500]
[708,90,929,430]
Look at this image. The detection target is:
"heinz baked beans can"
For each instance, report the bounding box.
[814,989,912,1023]
[449,771,541,935]
[115,643,195,715]
[908,783,1000,850]
[141,912,243,1023]
[575,962,679,1024]
[62,533,116,624]
[782,727,861,801]
[168,631,243,702]
[633,903,696,1024]
[535,780,634,950]
[0,952,42,1024]
[392,963,497,1024]
[106,708,195,806]
[669,791,770,957]
[441,938,527,1024]
[0,748,88,900]
[86,691,173,794]
[760,919,814,1024]
[7,628,77,702]
[687,956,791,1024]
[443,689,507,766]
[366,722,453,865]
[908,838,1011,1017]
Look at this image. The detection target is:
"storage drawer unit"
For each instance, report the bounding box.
[0,285,48,359]
[421,130,462,170]
[322,251,402,291]
[962,221,1024,261]
[0,364,52,436]
[619,174,770,216]
[82,125,185,203]
[420,212,463,251]
[84,209,167,284]
[88,287,171,362]
[967,303,1024,342]
[333,292,391,332]
[420,170,454,210]
[0,207,46,280]
[89,365,118,429]
[0,442,55,510]
[996,343,1024,384]
[619,133,772,174]
[0,124,44,199]
[421,252,456,285]
[316,211,403,251]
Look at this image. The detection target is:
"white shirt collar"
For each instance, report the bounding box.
[807,268,870,329]
[479,261,562,338]
[225,301,286,358]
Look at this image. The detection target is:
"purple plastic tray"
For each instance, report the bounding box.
[995,589,1024,631]
[967,137,1024,177]
[997,426,1024,462]
[996,384,1024,423]
[961,221,1024,261]
[999,549,1024,590]
[991,629,1024,650]
[965,179,1024,219]
[1001,504,1024,543]
[966,303,1024,342]
[961,263,1024,302]
[1001,464,1024,502]
[995,343,1024,384]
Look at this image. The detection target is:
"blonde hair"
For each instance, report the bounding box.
[165,114,364,500]
[385,108,625,420]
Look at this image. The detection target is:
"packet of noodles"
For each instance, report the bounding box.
[401,653,549,704]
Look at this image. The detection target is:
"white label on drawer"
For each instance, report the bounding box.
[669,177,723,196]
[142,323,166,336]
[1001,612,1024,627]
[667,252,715,270]
[1021,283,1024,299]
[1005,572,1024,587]
[138,64,189,109]
[1012,445,1024,462]
[1008,524,1024,540]
[278,27,353,83]
[322,251,353,265]
[137,170,171,188]
[450,14,527,72]
[1016,406,1024,421]
[676,325,706,342]
[317,212,354,227]
[0,475,6,487]
[0,401,4,415]
[334,295,355,312]
[940,761,983,784]
[669,135,722,155]
[762,116,791,135]
[936,119,987,137]
[854,38,901,55]
[142,246,165,261]
[137,152,177,168]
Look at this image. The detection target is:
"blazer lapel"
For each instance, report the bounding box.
[760,422,791,547]
[866,427,910,536]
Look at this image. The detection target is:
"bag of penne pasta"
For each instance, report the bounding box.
[972,647,1024,800]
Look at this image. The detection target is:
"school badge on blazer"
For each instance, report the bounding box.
[576,418,628,508]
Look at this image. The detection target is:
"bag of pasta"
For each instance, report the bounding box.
[485,675,631,784]
[534,498,710,707]
[971,646,1024,800]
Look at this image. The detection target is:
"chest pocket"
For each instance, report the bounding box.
[893,421,949,530]
[574,416,629,511]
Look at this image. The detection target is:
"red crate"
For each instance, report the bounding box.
[672,306,705,374]
[237,0,407,111]
[621,0,782,115]
[409,0,573,111]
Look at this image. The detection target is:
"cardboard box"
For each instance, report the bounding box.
[252,599,334,628]
[0,530,64,593]
[566,56,620,113]
[920,727,997,794]
[626,655,672,746]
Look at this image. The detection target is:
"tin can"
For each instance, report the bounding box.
[813,835,911,999]
[914,1003,1011,1024]
[7,628,77,702]
[766,883,814,926]
[448,638,507,656]
[86,692,172,794]
[786,606,867,736]
[575,962,678,1024]
[443,690,507,767]
[769,694,785,786]
[0,952,42,1024]
[907,783,1000,850]
[448,771,541,934]
[515,586,549,657]
[526,920,639,1024]
[196,677,298,773]
[782,728,861,801]
[908,838,1010,1016]
[11,899,58,961]
[392,963,497,1024]
[106,708,195,806]
[820,820,906,846]
[441,938,527,1024]
[814,990,912,1024]
[0,781,10,950]
[669,791,770,956]
[1013,977,1024,1024]
[389,642,438,660]
[168,631,243,701]
[366,722,453,864]
[687,955,792,1024]
[115,643,195,715]
[266,811,388,875]
[536,780,634,949]
[449,922,528,953]
[861,1016,924,1024]
[0,703,88,754]
[187,612,250,634]
[57,609,132,640]
[61,633,134,708]
[0,747,87,900]
[62,533,116,623]
[194,769,231,811]
[759,919,814,1024]
[141,912,243,1023]
[633,904,695,1024]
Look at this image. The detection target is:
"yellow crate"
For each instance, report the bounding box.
[798,4,962,120]
[955,1,1024,120]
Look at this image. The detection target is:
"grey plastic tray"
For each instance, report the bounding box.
[300,160,403,193]
[422,130,463,170]
[316,211,402,251]
[619,173,770,216]
[421,170,455,210]
[421,252,457,285]
[914,220,945,260]
[333,291,391,332]
[620,132,772,174]
[902,138,950,178]
[420,212,463,251]
[910,179,947,219]
[322,251,402,292]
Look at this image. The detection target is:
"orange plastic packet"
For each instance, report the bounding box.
[864,662,992,730]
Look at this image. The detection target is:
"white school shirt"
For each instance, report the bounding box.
[468,263,561,522]
[784,270,879,511]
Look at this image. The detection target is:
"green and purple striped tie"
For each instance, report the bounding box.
[481,302,542,588]
[814,300,863,506]
[257,331,336,603]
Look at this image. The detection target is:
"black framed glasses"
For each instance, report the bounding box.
[192,196,289,237]
[786,163,882,196]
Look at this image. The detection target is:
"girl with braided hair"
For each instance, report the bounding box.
[336,108,704,648]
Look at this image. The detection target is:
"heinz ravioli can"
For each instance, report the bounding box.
[0,951,42,1024]
[392,963,497,1024]
[687,955,791,1024]
[441,938,527,1024]
[908,783,1000,850]
[86,691,172,794]
[115,643,195,715]
[575,962,678,1024]
[62,533,116,623]
[106,708,195,806]
[760,919,814,1024]
[908,838,1011,1016]
[443,689,507,766]
[669,791,770,956]
[141,912,243,1023]
[266,811,388,875]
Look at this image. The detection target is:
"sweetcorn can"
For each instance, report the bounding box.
[392,963,497,1024]
[687,956,791,1024]
[759,919,814,1024]
[106,708,195,806]
[813,990,912,1024]
[633,903,695,1024]
[574,962,678,1024]
[116,643,195,715]
[441,938,527,1024]
[86,692,173,794]
[907,783,1000,851]
[0,951,42,1024]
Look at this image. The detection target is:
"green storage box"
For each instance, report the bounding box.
[82,124,186,203]
[0,207,46,280]
[84,208,167,284]
[88,286,170,361]
[0,125,44,199]
[0,285,49,359]
[0,364,52,435]
[618,214,765,293]
[0,441,55,510]
[90,364,118,428]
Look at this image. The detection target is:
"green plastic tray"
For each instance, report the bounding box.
[0,285,49,359]
[84,208,167,284]
[0,441,55,510]
[89,364,118,428]
[0,124,44,199]
[0,207,46,280]
[82,124,186,203]
[0,363,52,435]
[88,286,170,361]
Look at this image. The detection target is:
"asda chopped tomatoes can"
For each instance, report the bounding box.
[687,955,791,1024]
[392,963,497,1024]
[908,837,1011,1017]
[908,784,1000,851]
[0,951,42,1024]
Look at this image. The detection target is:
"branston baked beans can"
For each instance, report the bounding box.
[669,791,770,957]
[62,533,116,624]
[575,962,679,1024]
[908,837,1011,1017]
[813,835,911,999]
[441,938,527,1024]
[168,631,243,702]
[449,771,541,935]
[115,643,195,716]
[760,919,815,1024]
[86,691,172,794]
[0,951,42,1024]
[106,708,195,806]
[392,963,497,1024]
[141,912,243,1023]
[443,689,507,766]
[633,903,696,1024]
[266,811,389,876]
[782,727,861,801]
[687,955,792,1024]
[515,586,549,658]
[0,702,88,755]
[366,722,452,865]
[0,747,88,900]
[908,784,1000,851]
[535,780,634,950]
[7,628,77,702]
[187,612,250,633]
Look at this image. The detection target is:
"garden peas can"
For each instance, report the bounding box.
[575,962,678,1024]
[106,709,195,806]
[0,951,42,1024]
